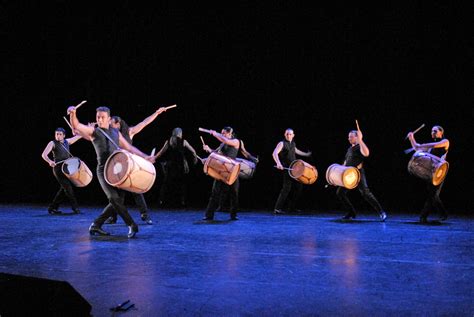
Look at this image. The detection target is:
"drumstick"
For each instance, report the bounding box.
[199,127,212,134]
[63,116,73,130]
[150,148,156,157]
[75,100,87,110]
[274,166,294,171]
[164,104,177,111]
[404,147,415,154]
[355,119,360,131]
[405,123,425,140]
[200,136,206,146]
[195,155,205,164]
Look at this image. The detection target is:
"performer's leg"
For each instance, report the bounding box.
[336,186,356,218]
[420,184,437,222]
[204,180,223,219]
[357,169,385,218]
[288,180,303,212]
[433,181,447,220]
[49,166,68,213]
[133,193,153,224]
[274,173,292,212]
[229,178,239,220]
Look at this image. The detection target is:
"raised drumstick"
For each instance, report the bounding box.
[200,136,206,146]
[355,119,360,131]
[199,127,212,134]
[150,148,156,157]
[63,116,73,130]
[75,100,87,110]
[405,123,425,140]
[164,104,177,111]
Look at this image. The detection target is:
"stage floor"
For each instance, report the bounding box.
[0,205,473,316]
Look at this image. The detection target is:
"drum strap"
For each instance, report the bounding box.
[96,128,121,150]
[59,142,74,158]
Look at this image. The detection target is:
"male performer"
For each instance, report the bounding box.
[104,106,168,225]
[407,125,449,223]
[202,126,240,221]
[155,127,198,207]
[68,105,155,238]
[272,128,311,214]
[41,128,82,214]
[336,127,387,221]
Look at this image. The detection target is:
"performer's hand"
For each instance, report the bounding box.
[210,130,217,137]
[156,107,166,115]
[357,130,363,140]
[307,151,312,157]
[203,145,211,153]
[145,155,156,164]
[67,106,76,115]
[276,163,284,170]
[407,132,414,140]
[193,156,198,165]
[49,161,56,167]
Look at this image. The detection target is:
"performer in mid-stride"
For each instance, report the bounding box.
[68,104,155,238]
[272,128,311,214]
[202,126,240,221]
[104,106,169,225]
[407,125,449,223]
[336,124,387,221]
[41,127,83,215]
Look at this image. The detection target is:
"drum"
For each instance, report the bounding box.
[235,158,256,179]
[325,164,360,189]
[104,150,156,194]
[289,159,318,185]
[62,157,93,187]
[203,153,241,185]
[407,151,449,186]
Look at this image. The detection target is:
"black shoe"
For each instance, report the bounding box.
[48,208,62,215]
[140,213,153,225]
[379,211,387,222]
[273,209,285,215]
[104,216,117,224]
[202,216,213,221]
[127,224,139,238]
[72,209,81,214]
[89,223,110,236]
[230,215,239,221]
[419,215,428,223]
[342,212,356,220]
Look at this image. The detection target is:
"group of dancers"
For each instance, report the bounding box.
[42,102,450,238]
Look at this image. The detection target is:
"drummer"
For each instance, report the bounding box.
[272,128,311,214]
[407,125,449,223]
[41,127,83,215]
[202,126,240,221]
[336,127,387,221]
[68,105,155,238]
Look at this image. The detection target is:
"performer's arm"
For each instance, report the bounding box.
[118,133,156,163]
[67,107,94,140]
[210,130,240,148]
[272,141,284,169]
[66,135,82,145]
[240,141,259,163]
[154,141,169,159]
[129,107,167,138]
[356,130,370,157]
[41,141,56,167]
[295,148,312,157]
[184,140,198,157]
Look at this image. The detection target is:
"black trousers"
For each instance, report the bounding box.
[274,172,303,211]
[93,166,136,227]
[205,178,239,219]
[421,181,446,217]
[49,164,79,211]
[336,168,383,215]
[108,192,148,220]
[159,162,186,205]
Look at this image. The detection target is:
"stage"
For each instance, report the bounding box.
[0,205,472,316]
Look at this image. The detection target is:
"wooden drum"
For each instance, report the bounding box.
[325,164,360,189]
[289,159,318,185]
[62,157,93,187]
[203,153,240,185]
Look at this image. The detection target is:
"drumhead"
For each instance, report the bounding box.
[62,158,80,175]
[342,167,360,189]
[105,151,131,185]
[289,160,305,179]
[433,161,449,186]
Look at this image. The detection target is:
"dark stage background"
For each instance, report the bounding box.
[3,3,473,213]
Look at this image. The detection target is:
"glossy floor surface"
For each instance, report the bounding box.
[0,205,473,316]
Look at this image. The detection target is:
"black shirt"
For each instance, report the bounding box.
[52,140,71,162]
[278,140,296,167]
[92,127,120,166]
[219,141,239,159]
[429,138,448,158]
[344,144,365,167]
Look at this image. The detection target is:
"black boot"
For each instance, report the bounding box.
[127,224,139,238]
[89,223,110,236]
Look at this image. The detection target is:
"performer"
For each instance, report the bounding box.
[336,127,387,221]
[104,106,168,225]
[407,125,449,223]
[68,105,155,238]
[202,127,240,221]
[272,128,311,214]
[41,127,82,214]
[154,127,198,207]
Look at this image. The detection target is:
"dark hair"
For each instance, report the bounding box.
[96,106,111,115]
[349,130,358,136]
[55,127,66,134]
[223,126,235,138]
[111,116,131,142]
[433,125,444,137]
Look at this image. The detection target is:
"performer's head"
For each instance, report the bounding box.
[54,127,66,141]
[348,130,359,145]
[431,125,444,139]
[284,128,295,142]
[221,126,234,138]
[172,127,183,139]
[110,116,130,135]
[96,107,111,129]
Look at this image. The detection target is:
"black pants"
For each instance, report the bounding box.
[421,181,446,218]
[109,192,148,220]
[336,168,383,215]
[274,172,303,211]
[159,162,186,205]
[205,178,239,219]
[49,164,79,211]
[93,166,136,227]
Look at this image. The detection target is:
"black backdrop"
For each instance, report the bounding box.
[3,3,473,214]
